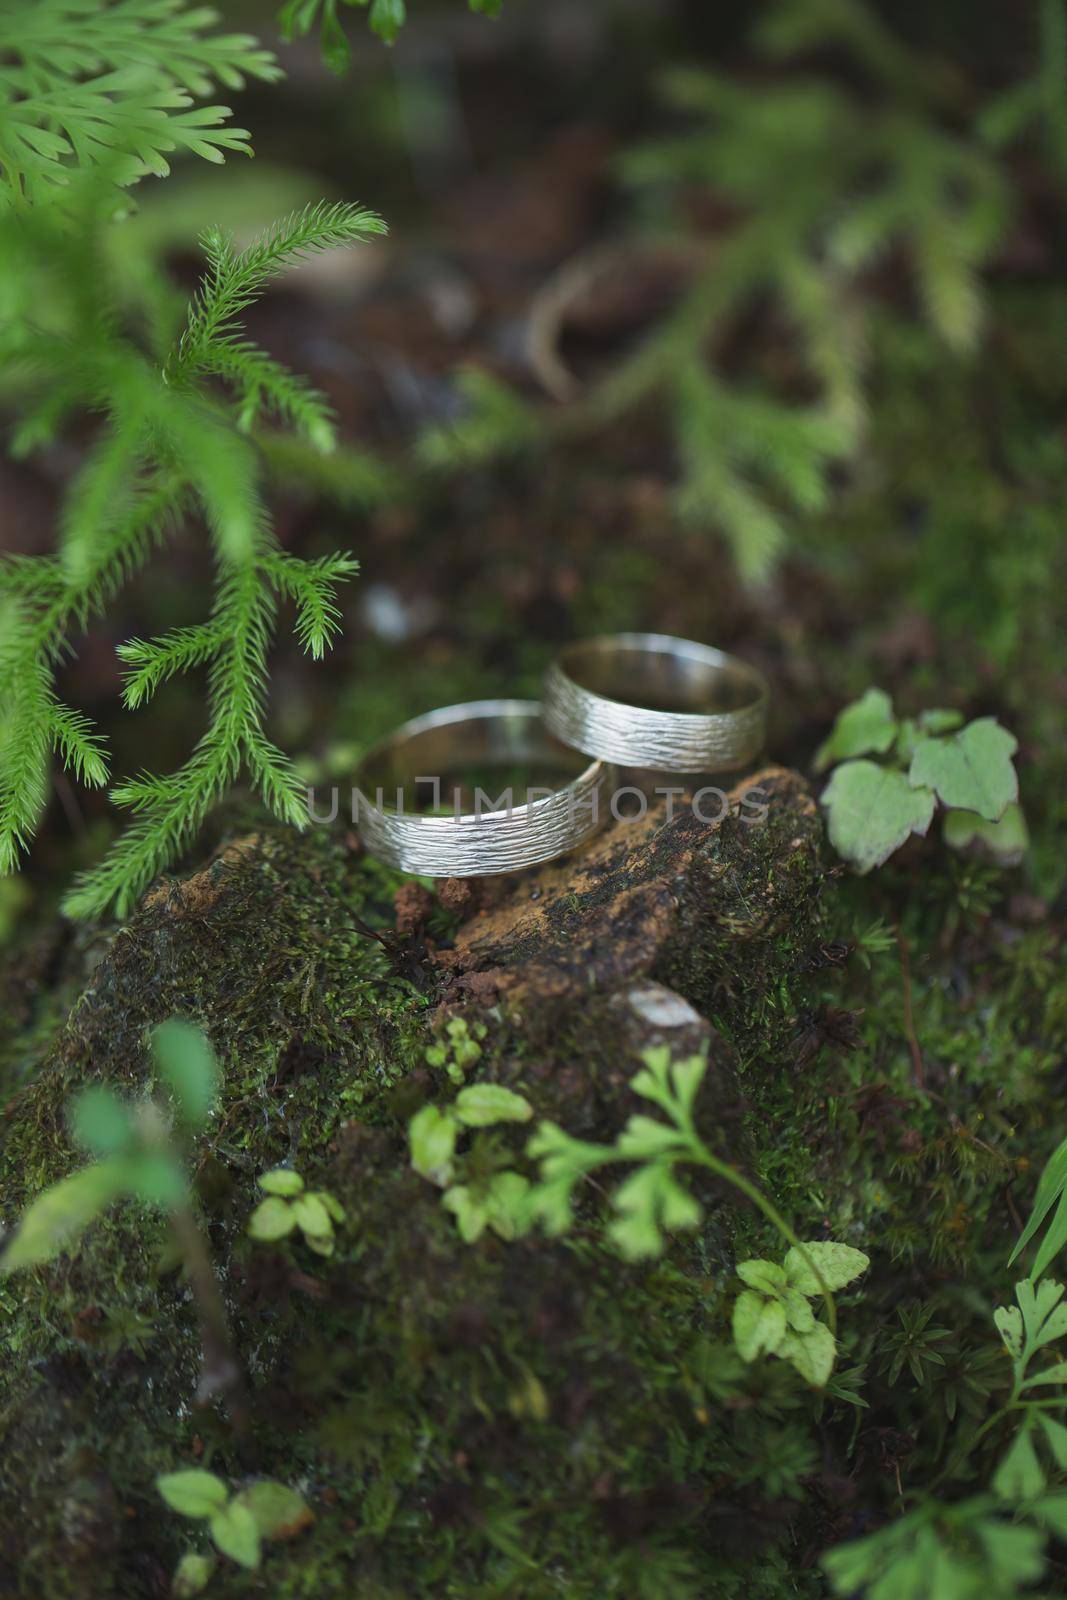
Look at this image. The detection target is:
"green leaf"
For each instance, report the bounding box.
[784,1241,870,1295]
[453,1084,534,1127]
[814,688,898,772]
[125,1152,188,1210]
[821,760,936,873]
[1,1158,128,1272]
[1033,1491,1067,1540]
[780,1321,836,1387]
[784,1288,817,1332]
[918,708,965,734]
[943,802,1029,866]
[248,1196,297,1242]
[172,1550,216,1598]
[615,1114,687,1161]
[156,1469,229,1520]
[1011,1144,1067,1276]
[908,717,1019,822]
[409,1104,458,1186]
[69,1087,133,1157]
[733,1288,787,1360]
[1040,1413,1067,1471]
[443,1184,490,1243]
[737,1259,788,1292]
[994,1304,1024,1359]
[259,1168,306,1197]
[292,1192,333,1238]
[209,1501,261,1569]
[233,1481,313,1540]
[993,1424,1046,1500]
[485,1171,533,1241]
[151,1019,218,1127]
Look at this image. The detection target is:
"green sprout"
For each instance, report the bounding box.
[247,1168,345,1256]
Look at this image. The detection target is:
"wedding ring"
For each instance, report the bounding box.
[353,700,615,876]
[543,633,768,772]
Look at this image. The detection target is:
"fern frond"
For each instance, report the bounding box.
[279,0,503,67]
[259,430,401,507]
[0,0,278,203]
[117,623,221,708]
[3,195,369,909]
[266,550,359,658]
[169,201,386,382]
[49,702,110,786]
[201,339,336,450]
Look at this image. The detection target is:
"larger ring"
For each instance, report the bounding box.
[543,633,768,772]
[353,700,615,876]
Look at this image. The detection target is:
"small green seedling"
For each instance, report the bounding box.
[158,1469,312,1581]
[426,1016,488,1085]
[817,689,1025,873]
[409,1085,535,1242]
[732,1242,870,1387]
[247,1168,345,1256]
[0,1018,216,1273]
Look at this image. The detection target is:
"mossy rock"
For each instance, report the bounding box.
[0,778,838,1599]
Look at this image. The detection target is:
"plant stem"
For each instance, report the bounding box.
[169,1203,249,1435]
[686,1135,837,1336]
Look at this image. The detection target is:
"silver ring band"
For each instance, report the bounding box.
[353,699,615,876]
[543,633,768,772]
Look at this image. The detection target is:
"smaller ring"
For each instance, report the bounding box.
[543,633,769,773]
[352,700,615,877]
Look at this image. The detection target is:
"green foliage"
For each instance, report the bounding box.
[422,0,1009,585]
[732,1242,869,1387]
[247,1165,345,1255]
[824,1497,1046,1600]
[0,0,281,205]
[278,0,503,68]
[1010,1136,1067,1280]
[0,199,383,915]
[817,689,1023,873]
[0,1017,215,1270]
[425,1014,488,1084]
[157,1468,312,1574]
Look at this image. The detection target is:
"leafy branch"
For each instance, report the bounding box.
[0,199,383,915]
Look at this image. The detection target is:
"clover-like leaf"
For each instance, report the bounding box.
[209,1500,261,1569]
[259,1168,306,1197]
[943,802,1028,866]
[737,1259,788,1293]
[453,1084,533,1127]
[733,1289,788,1361]
[409,1104,458,1186]
[909,716,1018,822]
[292,1192,333,1238]
[172,1550,216,1598]
[443,1185,490,1243]
[784,1241,870,1295]
[814,687,898,772]
[780,1321,836,1387]
[156,1469,229,1520]
[484,1171,532,1241]
[248,1195,297,1242]
[233,1481,313,1541]
[822,760,936,873]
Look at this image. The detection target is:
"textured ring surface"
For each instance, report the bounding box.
[352,699,614,877]
[543,633,768,772]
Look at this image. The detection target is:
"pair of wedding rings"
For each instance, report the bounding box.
[352,633,769,878]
